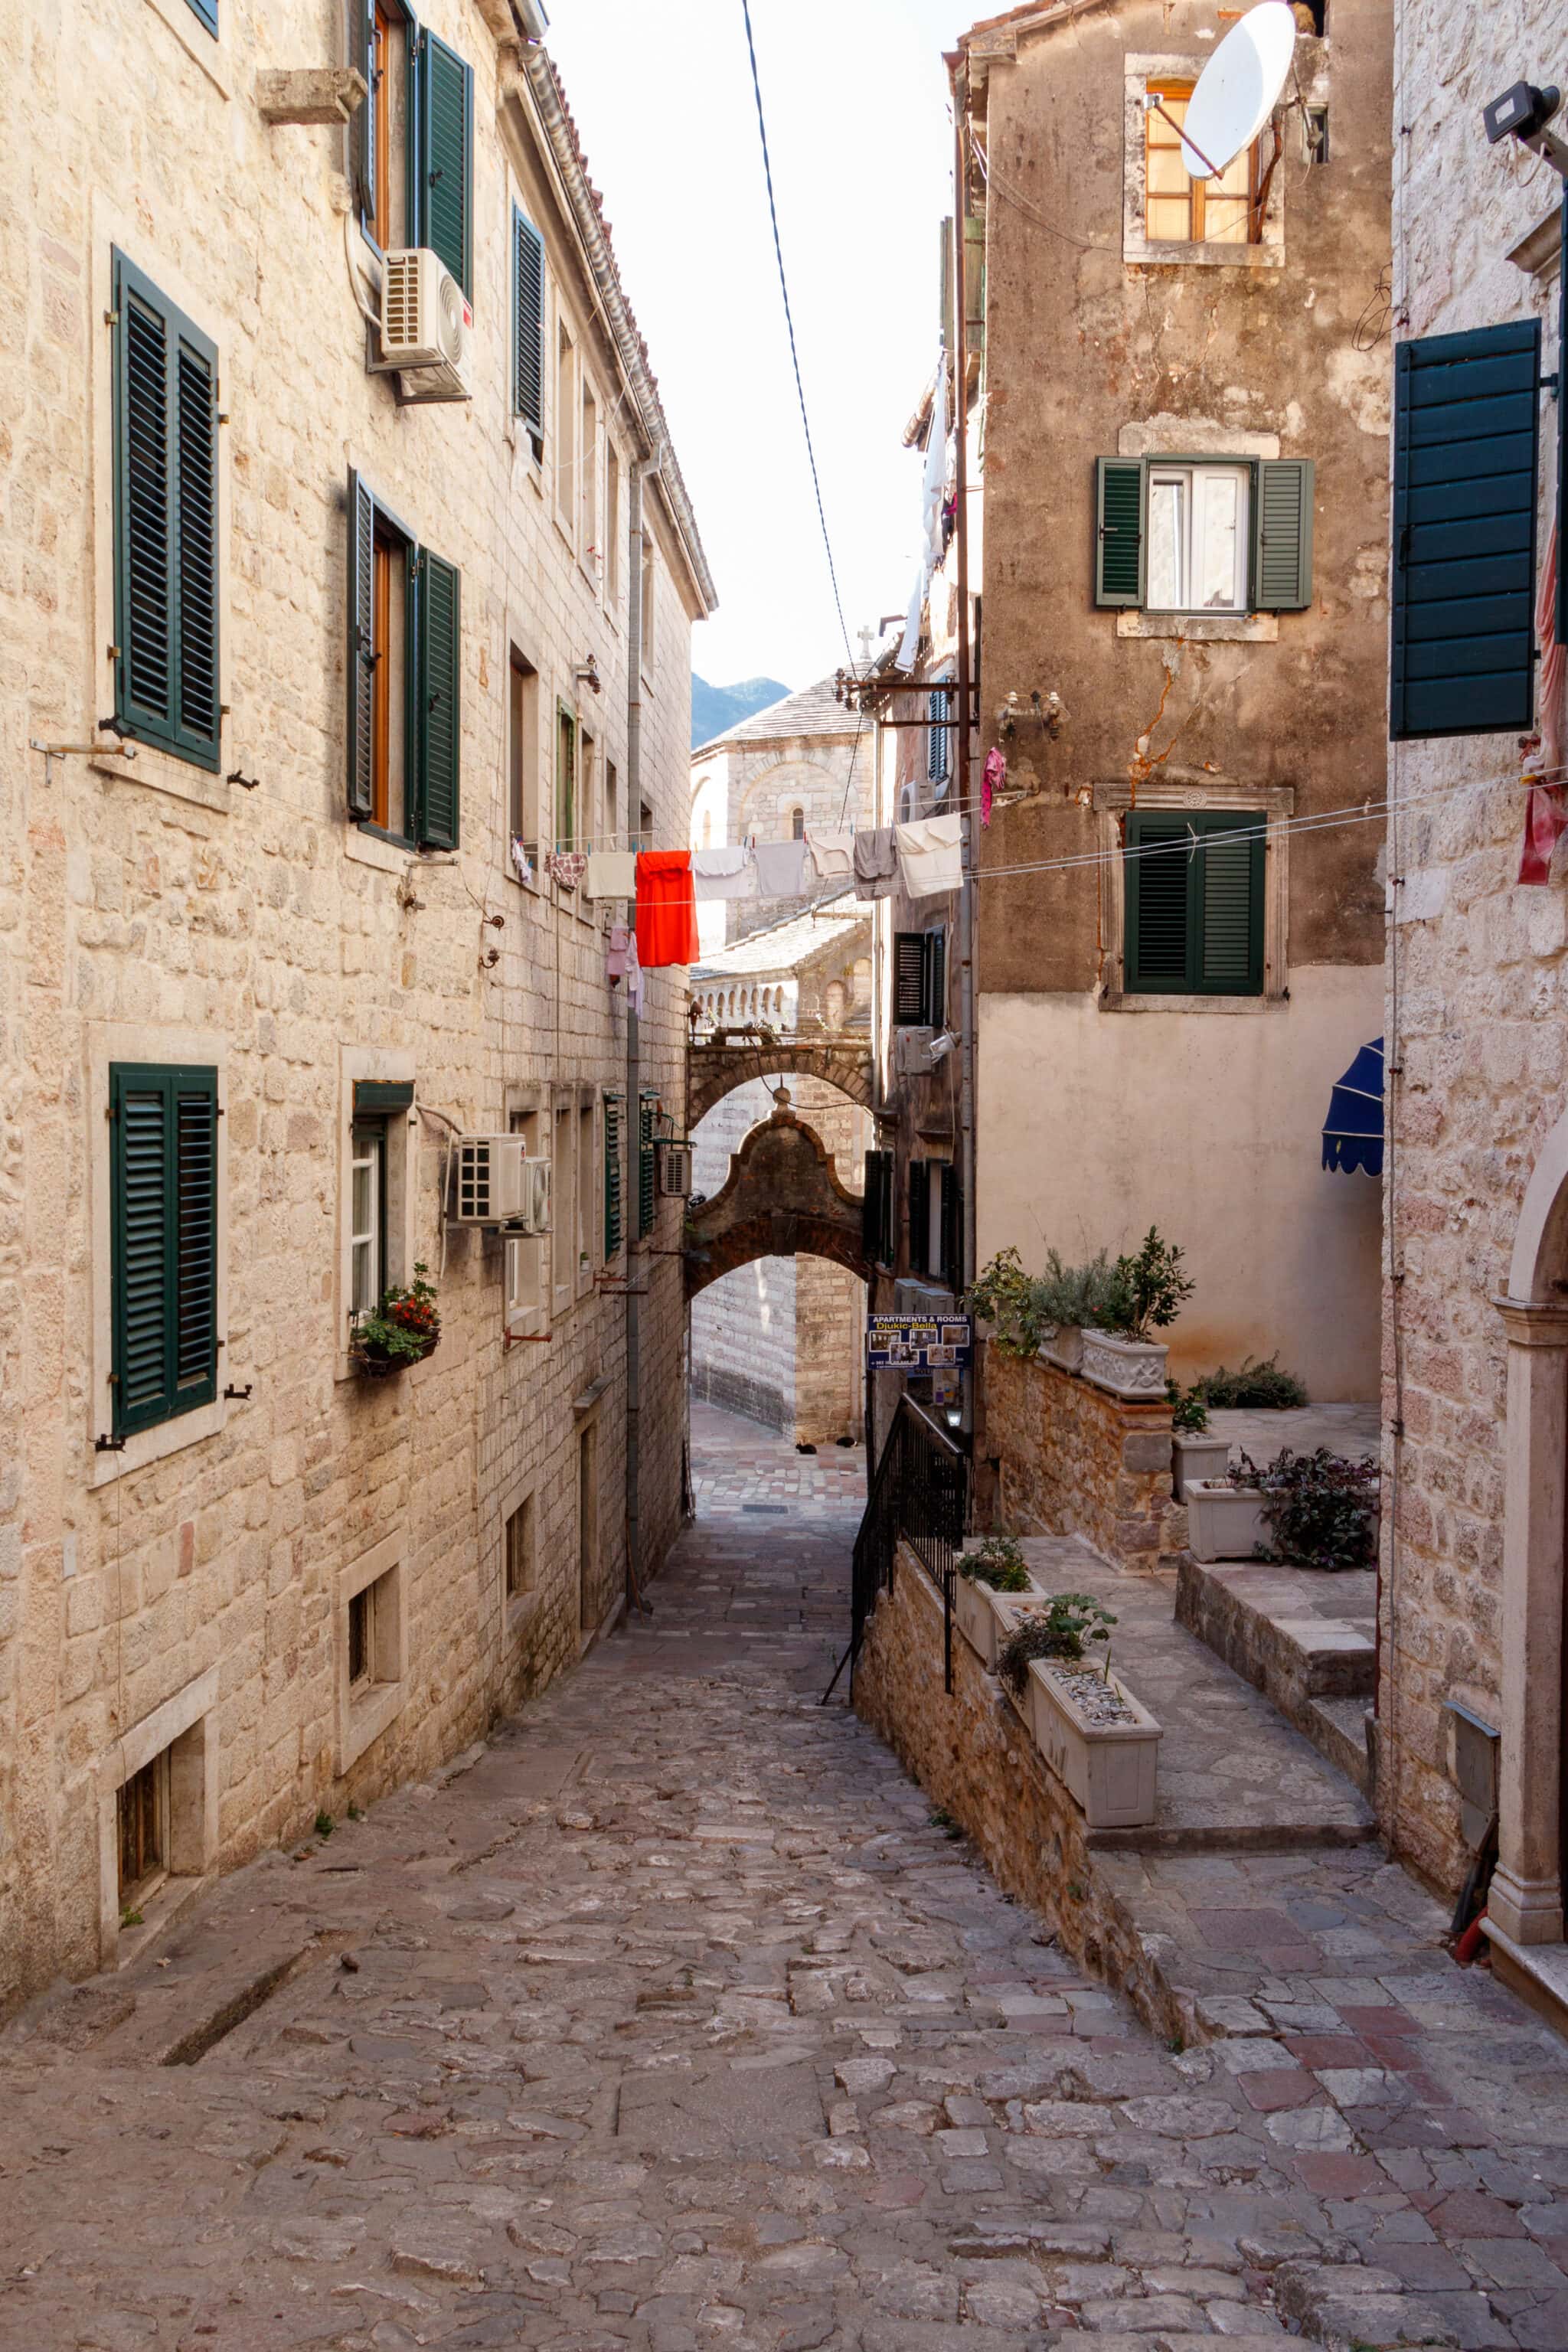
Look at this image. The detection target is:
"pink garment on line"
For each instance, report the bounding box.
[1521,521,1567,885]
[982,746,1005,829]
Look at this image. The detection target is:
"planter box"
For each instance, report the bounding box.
[1187,1480,1269,1562]
[1024,1658,1161,1828]
[1080,1328,1168,1399]
[953,1572,1047,1672]
[1038,1324,1084,1375]
[1173,1432,1230,1499]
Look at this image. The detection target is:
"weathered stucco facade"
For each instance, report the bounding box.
[962,0,1390,1399]
[0,0,710,2016]
[1374,0,1568,1962]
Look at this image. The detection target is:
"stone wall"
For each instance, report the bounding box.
[983,1349,1181,1574]
[1374,0,1567,1901]
[0,0,703,2016]
[853,1540,1187,2046]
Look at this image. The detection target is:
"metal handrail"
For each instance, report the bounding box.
[822,1393,969,1703]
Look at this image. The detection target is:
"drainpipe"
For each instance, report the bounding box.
[952,76,978,1447]
[625,442,663,1612]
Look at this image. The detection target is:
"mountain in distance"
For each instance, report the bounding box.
[691,673,790,750]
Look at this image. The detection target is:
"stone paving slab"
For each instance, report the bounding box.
[2,1413,1566,2350]
[1206,1403,1380,1470]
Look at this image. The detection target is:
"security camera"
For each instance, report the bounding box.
[1482,81,1568,175]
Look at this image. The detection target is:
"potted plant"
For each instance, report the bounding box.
[1168,1380,1229,1498]
[1032,1250,1119,1375]
[1185,1449,1270,1561]
[954,1534,1041,1667]
[997,1594,1161,1828]
[350,1262,441,1379]
[966,1248,1051,1359]
[1256,1448,1380,1572]
[1080,1227,1194,1399]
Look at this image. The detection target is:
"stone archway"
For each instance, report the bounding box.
[1488,1116,1568,1954]
[684,1109,869,1301]
[687,1040,873,1131]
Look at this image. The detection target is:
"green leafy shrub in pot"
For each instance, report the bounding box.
[997,1593,1117,1694]
[966,1247,1047,1359]
[1166,1379,1210,1433]
[959,1534,1031,1592]
[1256,1447,1378,1572]
[1033,1248,1120,1331]
[968,1248,1122,1357]
[350,1261,442,1376]
[1099,1228,1194,1343]
[1194,1351,1309,1410]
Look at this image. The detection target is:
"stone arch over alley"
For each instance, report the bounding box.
[686,1038,873,1130]
[684,1110,869,1302]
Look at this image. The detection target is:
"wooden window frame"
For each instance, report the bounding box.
[347,472,459,850]
[1145,80,1260,247]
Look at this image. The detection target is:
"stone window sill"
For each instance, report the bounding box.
[92,1396,227,1488]
[1124,239,1283,270]
[346,826,413,874]
[1116,612,1279,645]
[92,749,230,817]
[1099,991,1285,1014]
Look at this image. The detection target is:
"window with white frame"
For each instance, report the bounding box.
[553,1102,576,1314]
[577,1099,595,1289]
[554,318,577,536]
[349,1120,385,1321]
[505,1106,546,1331]
[1146,464,1250,614]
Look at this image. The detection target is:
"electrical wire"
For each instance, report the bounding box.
[738,0,854,668]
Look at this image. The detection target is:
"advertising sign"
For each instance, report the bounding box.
[866,1314,973,1370]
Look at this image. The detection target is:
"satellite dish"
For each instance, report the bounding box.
[1178,0,1298,181]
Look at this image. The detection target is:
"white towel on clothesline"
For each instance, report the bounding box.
[895,814,963,900]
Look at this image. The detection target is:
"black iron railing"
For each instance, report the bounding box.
[823,1395,969,1702]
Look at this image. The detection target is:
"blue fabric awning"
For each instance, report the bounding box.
[1322,1037,1384,1177]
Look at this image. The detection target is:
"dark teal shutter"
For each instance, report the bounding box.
[939,1163,962,1290]
[184,0,217,32]
[638,1096,657,1239]
[604,1093,623,1257]
[416,549,460,848]
[113,253,220,773]
[907,1160,930,1276]
[1125,812,1263,995]
[924,929,946,1027]
[862,1152,885,1263]
[417,31,473,298]
[1095,458,1145,606]
[513,207,545,440]
[110,1064,218,1436]
[350,0,374,218]
[1391,321,1541,740]
[347,471,375,819]
[1253,459,1315,611]
[1196,816,1265,994]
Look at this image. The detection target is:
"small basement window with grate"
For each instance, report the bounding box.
[118,1751,170,1910]
[505,1493,535,1598]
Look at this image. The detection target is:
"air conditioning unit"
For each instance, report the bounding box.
[381,248,472,398]
[453,1135,526,1226]
[521,1158,552,1235]
[894,1027,934,1077]
[656,1139,693,1197]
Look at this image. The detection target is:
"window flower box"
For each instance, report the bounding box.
[1185,1478,1269,1561]
[1024,1658,1161,1828]
[1080,1328,1168,1398]
[1173,1432,1230,1498]
[953,1573,1047,1673]
[350,1330,439,1380]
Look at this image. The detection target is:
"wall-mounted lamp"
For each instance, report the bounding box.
[574,656,603,697]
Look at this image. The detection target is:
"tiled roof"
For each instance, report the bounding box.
[692,890,868,980]
[693,675,858,755]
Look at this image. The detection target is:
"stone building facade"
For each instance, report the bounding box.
[1373,0,1568,2003]
[690,898,873,1443]
[0,0,711,2017]
[944,0,1391,1400]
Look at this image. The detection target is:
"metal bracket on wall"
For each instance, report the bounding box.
[94,1434,126,1454]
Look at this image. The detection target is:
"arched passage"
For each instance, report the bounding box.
[687,1040,873,1129]
[684,1111,869,1301]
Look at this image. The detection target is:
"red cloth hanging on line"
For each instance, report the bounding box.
[635,850,700,967]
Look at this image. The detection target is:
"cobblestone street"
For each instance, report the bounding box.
[5,1413,1568,2351]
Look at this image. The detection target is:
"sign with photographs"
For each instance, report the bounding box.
[865,1314,973,1371]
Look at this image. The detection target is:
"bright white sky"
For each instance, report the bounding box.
[545,0,967,696]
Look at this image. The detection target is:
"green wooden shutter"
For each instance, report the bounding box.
[939,1162,962,1290]
[1253,459,1315,611]
[415,548,460,849]
[113,252,220,773]
[1196,816,1265,994]
[110,1063,218,1436]
[416,31,473,297]
[862,1152,880,1263]
[603,1093,623,1257]
[907,1160,930,1276]
[924,929,946,1027]
[346,471,375,818]
[513,207,545,439]
[1125,813,1191,991]
[350,0,374,219]
[638,1096,657,1239]
[1095,458,1145,606]
[1125,812,1263,995]
[1391,321,1541,740]
[893,934,926,1024]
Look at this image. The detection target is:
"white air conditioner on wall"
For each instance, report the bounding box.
[521,1158,552,1236]
[452,1135,526,1226]
[657,1139,693,1197]
[894,1027,934,1077]
[381,248,472,400]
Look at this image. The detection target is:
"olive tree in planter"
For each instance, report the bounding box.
[1080,1228,1194,1400]
[965,1248,1119,1376]
[1168,1380,1229,1498]
[349,1263,442,1379]
[997,1593,1161,1829]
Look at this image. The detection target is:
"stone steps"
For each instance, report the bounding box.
[1305,1692,1375,1795]
[1175,1553,1377,1795]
